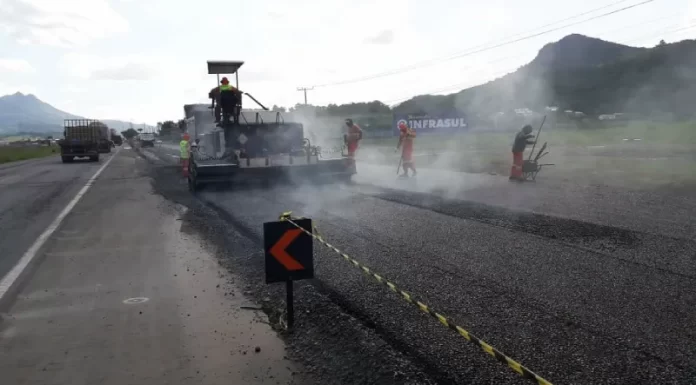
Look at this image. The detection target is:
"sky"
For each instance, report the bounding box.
[0,0,694,124]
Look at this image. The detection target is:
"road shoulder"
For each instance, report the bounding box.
[0,150,305,385]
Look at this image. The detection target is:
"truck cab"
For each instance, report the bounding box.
[140,133,156,147]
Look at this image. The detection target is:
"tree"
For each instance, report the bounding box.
[177,119,186,132]
[121,128,139,139]
[158,120,176,137]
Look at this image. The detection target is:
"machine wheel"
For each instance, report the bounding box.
[343,174,355,185]
[188,176,199,193]
[61,156,73,163]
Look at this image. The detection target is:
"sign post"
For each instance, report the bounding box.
[263,218,314,329]
[286,280,294,329]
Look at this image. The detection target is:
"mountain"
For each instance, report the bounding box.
[0,92,80,133]
[394,34,696,121]
[0,92,151,134]
[528,34,645,71]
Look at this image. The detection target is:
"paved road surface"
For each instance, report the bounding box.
[0,154,110,280]
[152,144,696,239]
[142,145,696,384]
[0,149,307,385]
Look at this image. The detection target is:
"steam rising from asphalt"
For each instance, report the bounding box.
[284,108,344,150]
[207,39,691,217]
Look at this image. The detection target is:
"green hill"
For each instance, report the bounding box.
[393,35,696,121]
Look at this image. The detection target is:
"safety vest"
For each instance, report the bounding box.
[220,84,235,92]
[180,140,190,159]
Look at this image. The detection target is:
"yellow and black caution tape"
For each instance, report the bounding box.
[278,211,552,385]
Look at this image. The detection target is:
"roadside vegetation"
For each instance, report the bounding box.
[0,145,57,164]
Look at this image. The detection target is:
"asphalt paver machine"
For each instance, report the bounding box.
[186,61,356,192]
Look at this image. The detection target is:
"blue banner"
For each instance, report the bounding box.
[393,113,468,136]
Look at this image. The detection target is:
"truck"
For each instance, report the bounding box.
[110,128,122,146]
[140,132,156,147]
[59,119,101,163]
[97,124,112,153]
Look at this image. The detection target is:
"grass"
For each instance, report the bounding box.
[0,145,58,164]
[358,121,696,188]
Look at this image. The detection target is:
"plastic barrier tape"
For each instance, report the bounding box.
[278,211,553,385]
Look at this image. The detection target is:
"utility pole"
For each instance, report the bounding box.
[296,87,314,105]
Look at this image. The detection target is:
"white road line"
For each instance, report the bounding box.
[0,149,120,303]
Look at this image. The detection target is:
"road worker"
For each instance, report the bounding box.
[344,118,363,160]
[180,133,191,177]
[209,77,243,124]
[510,124,535,181]
[396,121,417,177]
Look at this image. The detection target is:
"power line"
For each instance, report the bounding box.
[393,11,684,104]
[623,22,696,45]
[477,0,635,42]
[593,11,683,37]
[383,68,518,105]
[378,21,688,107]
[380,54,522,104]
[312,0,658,88]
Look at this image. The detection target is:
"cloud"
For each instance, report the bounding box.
[0,0,129,47]
[364,30,395,45]
[91,62,156,81]
[686,2,696,26]
[59,53,161,81]
[60,85,87,93]
[0,58,35,73]
[0,83,37,96]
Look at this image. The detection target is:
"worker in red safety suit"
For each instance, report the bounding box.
[344,118,363,159]
[510,124,535,181]
[396,121,417,177]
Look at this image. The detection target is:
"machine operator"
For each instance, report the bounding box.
[209,77,243,125]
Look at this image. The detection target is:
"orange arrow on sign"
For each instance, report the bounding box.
[269,229,305,271]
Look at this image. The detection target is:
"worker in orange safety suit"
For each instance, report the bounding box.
[344,118,363,160]
[510,124,535,181]
[396,121,417,177]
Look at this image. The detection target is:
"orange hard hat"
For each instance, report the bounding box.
[183,133,190,140]
[398,121,408,130]
[221,77,229,85]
